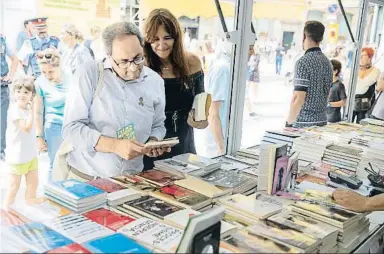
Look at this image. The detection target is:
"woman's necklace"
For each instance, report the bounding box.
[162,66,171,71]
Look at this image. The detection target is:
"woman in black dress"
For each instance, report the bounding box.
[143,8,205,169]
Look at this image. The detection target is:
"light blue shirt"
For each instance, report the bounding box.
[62,44,93,75]
[62,60,166,177]
[36,73,70,125]
[206,55,231,137]
[16,31,29,51]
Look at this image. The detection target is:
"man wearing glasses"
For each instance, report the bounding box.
[62,22,169,180]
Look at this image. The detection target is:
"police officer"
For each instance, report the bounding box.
[19,18,60,77]
[16,19,34,73]
[0,35,19,160]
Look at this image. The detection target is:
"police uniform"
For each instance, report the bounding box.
[21,18,60,77]
[0,34,13,158]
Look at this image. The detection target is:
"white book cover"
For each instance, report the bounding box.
[44,214,114,243]
[118,218,183,252]
[213,156,250,171]
[107,189,141,204]
[219,194,282,219]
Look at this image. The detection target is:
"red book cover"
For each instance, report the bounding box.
[48,243,90,253]
[83,208,135,231]
[0,209,25,227]
[87,178,126,193]
[137,169,182,186]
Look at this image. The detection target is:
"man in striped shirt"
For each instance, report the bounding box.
[286,21,333,128]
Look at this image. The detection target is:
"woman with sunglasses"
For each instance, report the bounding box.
[34,49,69,181]
[143,9,205,169]
[60,24,92,75]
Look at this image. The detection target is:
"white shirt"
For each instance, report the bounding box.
[356,68,381,95]
[63,60,166,177]
[5,104,37,164]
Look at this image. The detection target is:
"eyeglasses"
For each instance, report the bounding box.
[110,56,145,69]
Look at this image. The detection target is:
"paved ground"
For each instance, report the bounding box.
[0,58,293,205]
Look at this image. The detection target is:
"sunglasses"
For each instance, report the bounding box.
[36,51,57,60]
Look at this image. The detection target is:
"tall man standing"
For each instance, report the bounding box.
[18,18,60,77]
[0,35,19,160]
[286,21,333,128]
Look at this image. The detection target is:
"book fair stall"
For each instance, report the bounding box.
[2,118,384,253]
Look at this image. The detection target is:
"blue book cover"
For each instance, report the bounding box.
[10,222,73,252]
[83,233,151,253]
[46,179,106,200]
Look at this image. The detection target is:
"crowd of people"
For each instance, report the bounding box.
[1,10,384,210]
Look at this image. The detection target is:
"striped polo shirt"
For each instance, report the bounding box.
[293,47,333,128]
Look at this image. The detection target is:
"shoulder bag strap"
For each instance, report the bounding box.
[93,60,104,99]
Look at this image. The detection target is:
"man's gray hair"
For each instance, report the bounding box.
[102,22,144,56]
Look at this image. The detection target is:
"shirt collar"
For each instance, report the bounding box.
[305,47,321,54]
[103,58,148,84]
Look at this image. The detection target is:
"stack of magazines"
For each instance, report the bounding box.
[44,179,107,213]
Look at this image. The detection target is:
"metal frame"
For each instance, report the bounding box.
[226,0,255,154]
[346,0,376,122]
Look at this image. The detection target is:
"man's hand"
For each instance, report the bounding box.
[145,147,171,158]
[37,137,48,153]
[114,139,147,160]
[333,189,368,213]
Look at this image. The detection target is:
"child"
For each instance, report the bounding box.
[3,77,38,209]
[327,59,347,123]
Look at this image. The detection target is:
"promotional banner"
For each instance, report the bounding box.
[37,0,121,37]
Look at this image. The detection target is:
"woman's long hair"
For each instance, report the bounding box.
[143,8,191,86]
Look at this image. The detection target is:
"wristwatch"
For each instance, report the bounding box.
[285,122,293,127]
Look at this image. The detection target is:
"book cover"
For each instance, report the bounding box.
[83,208,135,231]
[0,209,24,227]
[137,169,183,187]
[220,194,281,219]
[212,156,250,171]
[118,218,183,252]
[175,176,231,198]
[124,196,182,219]
[45,214,114,244]
[87,178,126,193]
[48,243,91,253]
[224,230,302,253]
[201,169,249,188]
[156,185,211,207]
[164,209,200,228]
[271,156,289,195]
[156,159,201,173]
[10,198,71,222]
[45,179,106,200]
[247,220,320,251]
[267,211,339,241]
[9,222,74,252]
[292,201,359,225]
[110,175,155,191]
[173,153,219,169]
[83,233,151,253]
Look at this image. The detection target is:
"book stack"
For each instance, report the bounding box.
[136,169,184,187]
[116,195,183,221]
[360,118,384,127]
[44,179,107,213]
[155,153,221,178]
[291,137,332,163]
[199,168,258,195]
[87,178,142,206]
[225,154,259,166]
[150,184,212,210]
[109,175,156,192]
[218,194,282,221]
[261,131,301,154]
[245,220,322,253]
[118,217,184,252]
[212,156,251,171]
[222,230,303,253]
[322,144,362,173]
[291,200,370,252]
[163,209,237,238]
[267,210,339,253]
[175,175,232,199]
[236,145,261,160]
